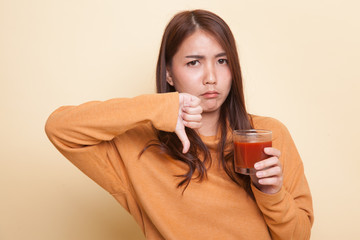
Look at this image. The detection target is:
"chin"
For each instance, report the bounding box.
[202,106,220,114]
[202,99,220,109]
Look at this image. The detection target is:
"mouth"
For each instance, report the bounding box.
[201,91,219,99]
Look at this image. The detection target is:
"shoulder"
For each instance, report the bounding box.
[251,115,286,131]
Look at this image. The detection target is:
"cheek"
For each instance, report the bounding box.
[223,81,232,98]
[173,69,202,91]
[221,69,232,90]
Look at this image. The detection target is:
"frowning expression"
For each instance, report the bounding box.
[166,30,232,114]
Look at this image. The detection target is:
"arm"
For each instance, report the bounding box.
[45,93,179,148]
[251,120,314,240]
[45,93,180,194]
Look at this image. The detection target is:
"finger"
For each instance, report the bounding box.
[254,157,281,170]
[182,105,203,115]
[183,121,202,129]
[256,165,282,178]
[175,128,190,153]
[182,113,202,122]
[258,177,282,186]
[264,147,281,158]
[182,94,200,107]
[189,95,201,107]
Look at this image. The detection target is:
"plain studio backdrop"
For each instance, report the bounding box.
[1,0,359,239]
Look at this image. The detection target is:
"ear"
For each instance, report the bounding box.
[166,68,174,86]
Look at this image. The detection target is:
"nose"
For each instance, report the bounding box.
[203,63,216,85]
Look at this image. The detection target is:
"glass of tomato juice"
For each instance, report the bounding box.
[233,129,272,175]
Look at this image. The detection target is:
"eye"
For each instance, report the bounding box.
[218,58,228,65]
[186,60,200,66]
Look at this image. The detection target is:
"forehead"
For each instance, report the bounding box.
[176,30,225,55]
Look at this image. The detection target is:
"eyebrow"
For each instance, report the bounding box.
[185,52,227,59]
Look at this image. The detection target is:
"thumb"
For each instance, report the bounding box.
[175,127,190,154]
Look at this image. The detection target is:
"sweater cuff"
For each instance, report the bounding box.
[150,92,179,133]
[251,183,286,206]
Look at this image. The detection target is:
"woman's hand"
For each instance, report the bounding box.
[175,93,203,153]
[250,147,283,194]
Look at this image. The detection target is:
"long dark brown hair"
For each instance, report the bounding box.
[144,9,253,196]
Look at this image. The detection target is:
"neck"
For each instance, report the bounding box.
[197,110,220,136]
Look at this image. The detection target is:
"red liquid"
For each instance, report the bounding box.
[234,141,272,169]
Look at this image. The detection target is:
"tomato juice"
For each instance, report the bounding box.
[234,141,272,174]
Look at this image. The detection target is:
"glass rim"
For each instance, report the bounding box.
[233,129,272,135]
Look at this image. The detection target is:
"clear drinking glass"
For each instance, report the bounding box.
[233,129,272,175]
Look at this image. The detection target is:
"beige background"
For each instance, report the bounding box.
[1,0,359,239]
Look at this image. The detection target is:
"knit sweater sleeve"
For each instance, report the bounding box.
[251,117,314,240]
[45,92,179,195]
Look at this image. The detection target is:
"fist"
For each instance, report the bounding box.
[175,93,203,153]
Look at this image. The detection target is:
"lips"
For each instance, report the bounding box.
[201,91,219,98]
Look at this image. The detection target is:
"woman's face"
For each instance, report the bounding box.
[166,30,232,114]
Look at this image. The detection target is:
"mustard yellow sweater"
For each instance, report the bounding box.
[45,92,314,240]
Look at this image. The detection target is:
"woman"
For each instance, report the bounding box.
[45,9,314,240]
